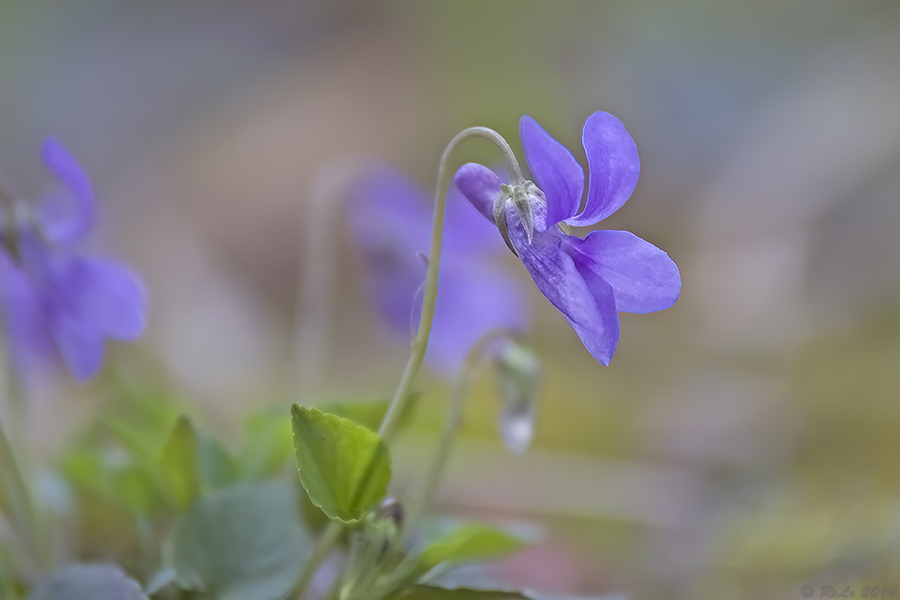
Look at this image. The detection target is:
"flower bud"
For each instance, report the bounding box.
[377,497,404,530]
[493,339,541,454]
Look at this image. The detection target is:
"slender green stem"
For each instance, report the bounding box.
[340,532,383,600]
[0,369,50,573]
[378,127,522,442]
[294,127,522,598]
[403,329,513,538]
[293,521,341,597]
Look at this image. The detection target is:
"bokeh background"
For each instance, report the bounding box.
[2,1,900,598]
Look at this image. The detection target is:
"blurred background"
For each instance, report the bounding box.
[2,1,900,598]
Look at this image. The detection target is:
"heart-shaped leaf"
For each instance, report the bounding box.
[291,405,392,525]
[166,480,309,600]
[27,563,148,600]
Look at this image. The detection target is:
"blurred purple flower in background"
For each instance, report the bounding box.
[456,112,681,365]
[0,137,146,381]
[347,166,529,377]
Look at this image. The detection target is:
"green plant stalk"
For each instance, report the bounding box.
[293,127,523,598]
[0,377,51,572]
[0,544,20,600]
[354,331,517,600]
[402,329,514,539]
[340,532,383,600]
[377,127,523,443]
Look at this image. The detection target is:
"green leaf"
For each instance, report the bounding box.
[158,417,201,510]
[399,586,529,600]
[110,464,157,517]
[198,435,240,489]
[291,405,392,525]
[103,401,179,471]
[166,480,309,600]
[59,447,107,498]
[402,586,629,600]
[143,567,176,595]
[27,563,148,600]
[414,525,527,581]
[241,410,294,478]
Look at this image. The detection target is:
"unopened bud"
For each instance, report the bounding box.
[493,339,541,454]
[377,497,404,529]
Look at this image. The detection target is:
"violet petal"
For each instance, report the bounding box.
[519,115,584,227]
[506,211,619,365]
[427,261,529,376]
[352,165,529,376]
[567,230,681,313]
[52,315,105,381]
[565,112,640,227]
[39,137,95,244]
[454,163,502,224]
[443,184,509,257]
[61,256,147,340]
[347,167,432,259]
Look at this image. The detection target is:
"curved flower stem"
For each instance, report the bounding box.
[377,126,523,443]
[293,127,523,598]
[402,329,514,538]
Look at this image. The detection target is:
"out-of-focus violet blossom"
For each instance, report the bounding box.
[455,112,681,365]
[347,166,529,377]
[0,137,146,381]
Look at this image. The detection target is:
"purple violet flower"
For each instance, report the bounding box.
[455,112,681,365]
[0,137,146,381]
[347,166,529,376]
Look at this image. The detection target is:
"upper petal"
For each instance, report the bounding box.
[506,211,619,365]
[40,137,95,244]
[565,112,640,227]
[519,115,584,226]
[444,179,509,258]
[454,163,502,224]
[566,230,681,314]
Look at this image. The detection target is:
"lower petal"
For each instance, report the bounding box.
[60,257,147,340]
[567,230,681,314]
[507,216,619,365]
[53,318,105,380]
